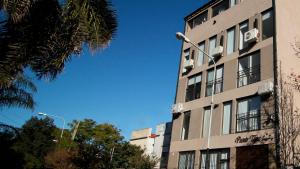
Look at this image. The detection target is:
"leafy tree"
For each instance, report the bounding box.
[0,0,117,109]
[71,119,157,169]
[44,148,78,169]
[13,116,57,169]
[0,123,24,169]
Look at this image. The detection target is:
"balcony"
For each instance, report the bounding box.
[236,110,261,132]
[237,65,260,87]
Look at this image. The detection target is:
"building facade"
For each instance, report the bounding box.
[153,122,172,169]
[130,128,155,155]
[130,122,172,169]
[168,0,300,168]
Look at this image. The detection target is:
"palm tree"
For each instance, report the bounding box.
[0,74,36,109]
[0,0,117,109]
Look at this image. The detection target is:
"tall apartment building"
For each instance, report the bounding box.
[168,0,300,169]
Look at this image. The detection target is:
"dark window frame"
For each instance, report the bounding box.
[206,66,224,97]
[222,101,233,135]
[261,8,274,40]
[200,149,230,169]
[237,51,261,87]
[236,96,261,133]
[181,111,191,140]
[212,0,230,17]
[178,151,195,169]
[188,10,208,29]
[186,74,202,102]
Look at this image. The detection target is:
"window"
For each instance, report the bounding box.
[181,111,191,140]
[188,11,208,29]
[226,27,235,55]
[239,21,249,49]
[183,48,194,73]
[202,107,211,137]
[262,9,274,40]
[237,52,260,87]
[178,151,195,169]
[237,96,261,132]
[200,149,230,169]
[209,36,217,56]
[183,48,191,67]
[186,74,202,102]
[206,66,224,96]
[197,42,205,66]
[212,0,229,17]
[222,102,232,135]
[229,0,236,7]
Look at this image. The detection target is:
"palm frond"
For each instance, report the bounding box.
[1,0,33,23]
[0,74,36,109]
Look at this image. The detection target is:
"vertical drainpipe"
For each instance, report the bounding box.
[272,0,281,168]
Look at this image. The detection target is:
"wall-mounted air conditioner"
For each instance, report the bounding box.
[211,46,224,58]
[244,28,259,43]
[258,82,274,95]
[182,59,194,73]
[172,103,184,114]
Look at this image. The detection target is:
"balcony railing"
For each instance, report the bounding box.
[236,110,261,132]
[206,77,223,96]
[237,65,260,87]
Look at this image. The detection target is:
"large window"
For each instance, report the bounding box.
[181,111,191,140]
[237,96,261,132]
[186,74,201,102]
[212,0,229,17]
[226,27,235,55]
[239,21,249,50]
[200,149,230,169]
[262,9,274,40]
[209,36,217,56]
[197,42,205,66]
[206,66,224,96]
[178,151,195,169]
[222,102,232,135]
[237,52,260,87]
[202,107,211,138]
[188,11,208,29]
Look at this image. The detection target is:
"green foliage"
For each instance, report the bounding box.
[13,116,56,169]
[0,74,36,110]
[0,118,158,169]
[0,123,24,169]
[0,0,117,109]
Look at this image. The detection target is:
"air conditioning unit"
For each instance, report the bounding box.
[182,59,194,73]
[172,103,184,114]
[211,46,224,58]
[184,59,194,69]
[258,82,274,95]
[244,28,259,43]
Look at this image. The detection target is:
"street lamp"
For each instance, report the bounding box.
[176,32,217,150]
[38,112,65,140]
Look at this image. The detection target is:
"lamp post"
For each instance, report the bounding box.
[38,112,65,139]
[176,32,217,152]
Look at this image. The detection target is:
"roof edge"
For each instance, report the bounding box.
[184,0,221,21]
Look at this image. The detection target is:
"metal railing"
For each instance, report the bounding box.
[206,77,223,96]
[236,110,261,132]
[237,65,260,87]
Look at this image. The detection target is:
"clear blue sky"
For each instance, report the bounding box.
[0,0,210,140]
